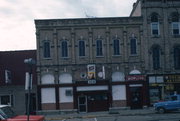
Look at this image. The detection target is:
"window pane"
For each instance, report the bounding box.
[43,41,50,58]
[113,39,120,55]
[151,14,158,22]
[172,12,179,22]
[130,38,137,55]
[62,41,68,57]
[1,95,10,105]
[172,23,179,35]
[79,40,85,56]
[96,40,103,56]
[174,47,180,69]
[153,47,160,70]
[151,23,159,35]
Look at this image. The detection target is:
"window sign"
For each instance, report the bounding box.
[87,64,96,79]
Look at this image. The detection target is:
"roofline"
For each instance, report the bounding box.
[34,16,141,22]
[130,0,141,17]
[0,49,36,53]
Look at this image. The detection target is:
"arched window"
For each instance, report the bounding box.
[96,39,103,56]
[174,46,180,69]
[113,39,120,55]
[171,12,180,35]
[130,38,137,55]
[61,41,68,57]
[152,46,161,70]
[151,13,159,36]
[79,40,85,56]
[43,41,50,58]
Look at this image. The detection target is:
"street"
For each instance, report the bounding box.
[46,112,180,121]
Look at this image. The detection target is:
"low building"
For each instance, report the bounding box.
[0,50,37,114]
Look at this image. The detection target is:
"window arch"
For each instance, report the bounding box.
[151,13,159,36]
[61,40,68,57]
[96,39,103,56]
[174,46,180,69]
[152,45,161,70]
[130,38,137,55]
[171,12,180,35]
[43,40,51,58]
[113,39,120,55]
[79,40,85,56]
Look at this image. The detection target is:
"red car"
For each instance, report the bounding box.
[0,105,44,121]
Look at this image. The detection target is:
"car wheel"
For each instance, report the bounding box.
[158,107,165,114]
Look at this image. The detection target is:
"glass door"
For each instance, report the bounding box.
[78,95,87,113]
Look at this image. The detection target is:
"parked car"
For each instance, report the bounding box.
[0,105,44,121]
[154,94,180,113]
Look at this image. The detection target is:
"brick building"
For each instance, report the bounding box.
[0,50,37,114]
[35,0,180,112]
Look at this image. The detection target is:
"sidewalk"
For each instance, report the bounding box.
[44,107,154,120]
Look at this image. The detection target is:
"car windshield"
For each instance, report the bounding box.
[164,96,177,101]
[0,106,16,119]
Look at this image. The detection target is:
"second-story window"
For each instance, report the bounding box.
[172,12,180,35]
[79,40,85,57]
[174,47,180,69]
[96,39,103,56]
[43,41,51,58]
[61,41,68,57]
[130,38,137,55]
[151,13,159,36]
[152,46,161,70]
[113,39,120,55]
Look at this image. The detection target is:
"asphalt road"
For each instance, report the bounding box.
[46,112,180,121]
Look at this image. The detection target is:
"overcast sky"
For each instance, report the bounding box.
[0,0,136,51]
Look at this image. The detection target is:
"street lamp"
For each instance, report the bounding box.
[24,58,36,121]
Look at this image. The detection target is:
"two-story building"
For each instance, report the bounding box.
[35,0,180,112]
[0,50,37,114]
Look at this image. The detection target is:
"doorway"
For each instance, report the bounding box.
[78,95,87,113]
[129,87,143,109]
[87,93,108,112]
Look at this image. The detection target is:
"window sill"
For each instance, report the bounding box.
[112,55,121,57]
[172,35,180,38]
[151,35,160,38]
[43,57,52,60]
[61,57,70,60]
[129,54,138,57]
[96,56,104,58]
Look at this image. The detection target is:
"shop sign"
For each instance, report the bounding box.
[88,80,96,84]
[126,75,145,81]
[165,75,180,83]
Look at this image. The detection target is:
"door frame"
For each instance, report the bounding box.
[78,95,87,113]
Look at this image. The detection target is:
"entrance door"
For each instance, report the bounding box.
[78,96,87,113]
[87,94,109,112]
[130,87,143,109]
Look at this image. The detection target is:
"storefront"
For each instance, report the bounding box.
[76,90,109,112]
[125,75,148,109]
[148,74,180,105]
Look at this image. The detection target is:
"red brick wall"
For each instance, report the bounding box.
[59,102,74,110]
[41,103,56,110]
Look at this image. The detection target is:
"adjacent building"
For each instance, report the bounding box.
[35,0,180,112]
[0,50,37,114]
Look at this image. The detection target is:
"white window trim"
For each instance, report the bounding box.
[0,95,13,106]
[151,22,160,36]
[172,22,180,35]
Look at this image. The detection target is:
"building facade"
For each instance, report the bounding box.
[35,0,180,112]
[0,50,37,114]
